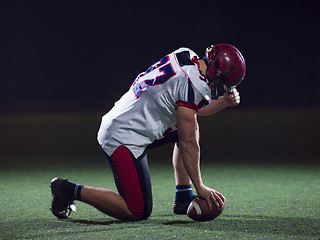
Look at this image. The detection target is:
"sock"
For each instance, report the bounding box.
[61,181,84,201]
[175,185,194,204]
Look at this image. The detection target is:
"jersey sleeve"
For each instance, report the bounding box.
[176,75,211,112]
[173,48,212,112]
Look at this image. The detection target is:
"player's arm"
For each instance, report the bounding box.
[198,88,241,116]
[176,106,225,209]
[176,106,202,188]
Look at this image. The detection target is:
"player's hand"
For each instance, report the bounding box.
[221,88,240,107]
[196,185,226,211]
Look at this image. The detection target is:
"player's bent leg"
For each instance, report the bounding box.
[80,186,139,220]
[172,143,195,214]
[50,145,152,221]
[131,149,153,219]
[103,146,152,220]
[50,177,138,220]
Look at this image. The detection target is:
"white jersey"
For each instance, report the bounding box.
[98,48,212,158]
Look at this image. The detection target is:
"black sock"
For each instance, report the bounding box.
[61,181,83,201]
[175,185,194,204]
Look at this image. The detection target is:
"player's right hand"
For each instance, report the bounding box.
[222,88,240,107]
[196,185,226,210]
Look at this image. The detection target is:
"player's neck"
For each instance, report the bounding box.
[197,59,208,75]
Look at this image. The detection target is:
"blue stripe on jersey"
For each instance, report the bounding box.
[187,79,195,103]
[163,127,173,137]
[198,99,210,109]
[176,51,194,67]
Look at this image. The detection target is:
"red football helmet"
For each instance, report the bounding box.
[205,44,246,99]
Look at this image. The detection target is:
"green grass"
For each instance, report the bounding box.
[0,155,319,239]
[0,109,319,239]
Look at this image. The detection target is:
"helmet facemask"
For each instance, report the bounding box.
[210,77,233,100]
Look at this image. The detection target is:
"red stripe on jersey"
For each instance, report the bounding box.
[177,100,199,112]
[191,57,201,69]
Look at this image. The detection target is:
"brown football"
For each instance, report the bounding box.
[187,197,224,221]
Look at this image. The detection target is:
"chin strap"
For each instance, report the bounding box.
[203,47,221,83]
[202,56,209,67]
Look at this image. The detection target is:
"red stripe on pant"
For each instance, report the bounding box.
[111,146,144,218]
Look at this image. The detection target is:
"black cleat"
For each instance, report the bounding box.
[50,177,76,219]
[173,195,198,215]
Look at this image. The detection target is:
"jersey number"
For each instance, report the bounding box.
[132,56,176,98]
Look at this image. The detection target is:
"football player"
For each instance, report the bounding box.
[50,44,246,220]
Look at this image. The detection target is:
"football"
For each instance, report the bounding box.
[187,197,224,221]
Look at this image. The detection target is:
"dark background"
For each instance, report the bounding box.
[1,0,319,112]
[0,1,319,164]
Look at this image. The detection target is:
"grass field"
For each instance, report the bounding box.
[0,109,319,239]
[0,157,319,239]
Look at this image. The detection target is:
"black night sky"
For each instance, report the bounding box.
[1,0,319,112]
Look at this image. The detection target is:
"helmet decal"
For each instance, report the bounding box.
[206,45,213,53]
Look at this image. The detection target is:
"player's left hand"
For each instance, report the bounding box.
[222,88,240,107]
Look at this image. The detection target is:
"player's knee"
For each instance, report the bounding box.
[141,204,152,220]
[128,202,152,220]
